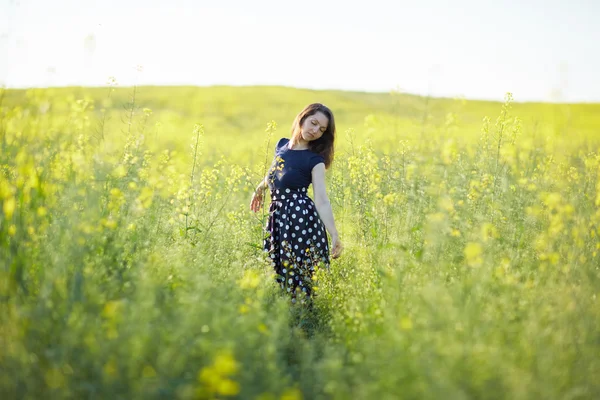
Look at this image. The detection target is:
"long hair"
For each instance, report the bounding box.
[289,103,336,169]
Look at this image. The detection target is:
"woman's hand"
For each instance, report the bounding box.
[331,235,344,259]
[250,187,265,213]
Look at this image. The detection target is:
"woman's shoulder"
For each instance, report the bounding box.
[276,137,289,150]
[307,152,325,169]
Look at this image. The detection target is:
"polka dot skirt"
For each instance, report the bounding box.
[263,187,330,302]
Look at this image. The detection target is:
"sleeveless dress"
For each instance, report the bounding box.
[263,138,330,303]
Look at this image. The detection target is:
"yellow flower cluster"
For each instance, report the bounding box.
[197,351,241,397]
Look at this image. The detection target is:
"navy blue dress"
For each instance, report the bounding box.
[263,138,330,302]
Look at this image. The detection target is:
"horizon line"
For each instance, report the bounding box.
[1,83,597,106]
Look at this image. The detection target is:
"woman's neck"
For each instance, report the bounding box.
[291,136,309,150]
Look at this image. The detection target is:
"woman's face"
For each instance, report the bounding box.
[300,111,328,142]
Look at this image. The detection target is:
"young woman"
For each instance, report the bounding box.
[250,103,343,303]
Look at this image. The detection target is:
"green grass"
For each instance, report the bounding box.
[1,85,599,399]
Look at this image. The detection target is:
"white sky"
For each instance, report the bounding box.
[1,0,599,102]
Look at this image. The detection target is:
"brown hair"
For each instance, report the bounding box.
[289,103,336,169]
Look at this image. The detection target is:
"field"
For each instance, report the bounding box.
[1,85,599,399]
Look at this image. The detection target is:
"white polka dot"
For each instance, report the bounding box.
[292,214,296,218]
[314,224,317,228]
[282,214,287,219]
[286,225,289,229]
[293,194,297,199]
[284,233,287,238]
[294,245,298,249]
[317,243,321,248]
[313,235,316,240]
[286,188,290,193]
[296,206,300,211]
[309,216,313,221]
[302,230,306,234]
[299,238,303,243]
[322,238,326,243]
[308,228,312,233]
[288,278,292,284]
[299,218,303,223]
[295,226,299,230]
[292,233,296,238]
[297,257,301,261]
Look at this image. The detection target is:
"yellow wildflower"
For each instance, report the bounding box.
[464,242,483,267]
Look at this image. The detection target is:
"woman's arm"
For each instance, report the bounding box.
[250,175,268,213]
[256,176,268,193]
[311,163,343,258]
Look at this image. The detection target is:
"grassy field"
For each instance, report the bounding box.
[1,85,599,399]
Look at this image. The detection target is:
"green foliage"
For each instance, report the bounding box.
[1,86,599,399]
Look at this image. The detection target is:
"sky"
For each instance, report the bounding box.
[1,0,599,102]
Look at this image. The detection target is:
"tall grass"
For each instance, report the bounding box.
[1,86,599,399]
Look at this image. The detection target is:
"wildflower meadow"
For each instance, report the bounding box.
[1,85,599,399]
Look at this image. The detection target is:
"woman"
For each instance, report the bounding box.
[250,103,343,303]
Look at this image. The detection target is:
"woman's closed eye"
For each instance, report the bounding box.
[312,121,326,132]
